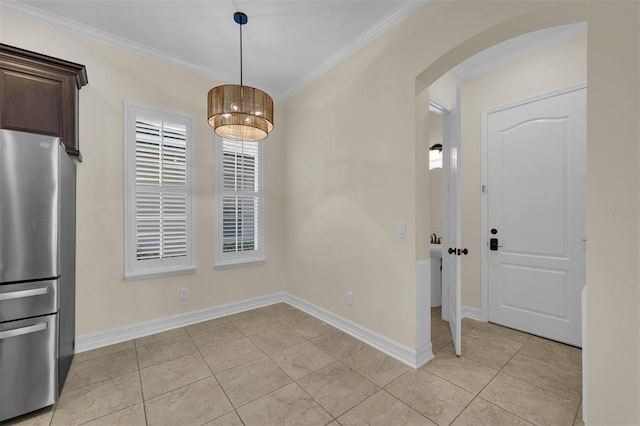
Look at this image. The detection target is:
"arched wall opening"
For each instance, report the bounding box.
[413,3,639,425]
[414,0,587,364]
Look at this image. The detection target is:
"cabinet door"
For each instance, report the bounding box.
[0,65,78,156]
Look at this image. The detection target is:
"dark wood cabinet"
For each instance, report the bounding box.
[0,44,88,160]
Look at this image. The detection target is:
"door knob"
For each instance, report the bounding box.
[459,248,468,255]
[448,248,456,255]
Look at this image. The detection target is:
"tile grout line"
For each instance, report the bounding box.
[281,329,391,422]
[571,398,583,426]
[205,304,337,424]
[448,322,581,425]
[75,344,149,426]
[45,305,578,426]
[497,334,583,406]
[234,310,339,423]
[228,306,386,423]
[381,369,445,425]
[195,333,247,426]
[429,316,536,426]
[447,330,534,425]
[133,343,150,426]
[49,347,146,426]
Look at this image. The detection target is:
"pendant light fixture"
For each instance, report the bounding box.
[208,12,274,141]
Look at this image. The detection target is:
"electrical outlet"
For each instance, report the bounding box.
[346,292,353,306]
[179,288,189,301]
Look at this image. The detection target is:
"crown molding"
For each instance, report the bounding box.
[0,1,277,95]
[453,22,587,80]
[280,0,429,99]
[1,0,428,100]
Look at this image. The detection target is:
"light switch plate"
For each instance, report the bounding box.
[396,223,406,238]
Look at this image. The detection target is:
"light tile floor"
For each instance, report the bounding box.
[5,304,584,426]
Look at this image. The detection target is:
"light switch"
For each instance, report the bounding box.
[396,223,406,238]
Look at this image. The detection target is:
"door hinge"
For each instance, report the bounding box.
[481,184,487,193]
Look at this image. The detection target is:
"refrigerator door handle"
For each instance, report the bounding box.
[0,322,48,340]
[0,287,49,301]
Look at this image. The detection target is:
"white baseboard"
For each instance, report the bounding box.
[461,305,482,321]
[75,292,287,353]
[415,343,435,368]
[283,294,422,369]
[76,291,428,368]
[415,259,434,368]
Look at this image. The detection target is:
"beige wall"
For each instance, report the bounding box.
[429,71,458,110]
[284,0,587,350]
[459,36,587,308]
[284,0,638,422]
[0,12,287,336]
[3,1,640,422]
[586,2,639,423]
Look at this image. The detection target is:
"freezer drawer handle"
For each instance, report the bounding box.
[0,287,49,301]
[0,322,48,340]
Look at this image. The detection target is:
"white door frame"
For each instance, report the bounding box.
[480,82,587,321]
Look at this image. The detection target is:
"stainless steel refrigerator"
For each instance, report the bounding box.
[0,129,76,421]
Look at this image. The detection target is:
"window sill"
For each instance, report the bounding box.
[214,259,265,270]
[125,265,197,281]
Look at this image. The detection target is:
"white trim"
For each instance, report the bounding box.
[453,22,587,80]
[123,100,197,279]
[461,305,482,321]
[213,260,265,270]
[76,292,286,353]
[428,97,451,115]
[124,266,197,282]
[76,292,428,368]
[280,1,428,98]
[480,106,489,323]
[415,259,434,368]
[480,82,587,323]
[0,1,427,100]
[284,294,422,369]
[214,137,266,268]
[581,285,588,424]
[0,2,240,90]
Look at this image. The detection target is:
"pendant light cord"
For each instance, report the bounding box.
[239,19,243,87]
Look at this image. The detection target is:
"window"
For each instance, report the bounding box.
[124,102,195,279]
[215,138,264,267]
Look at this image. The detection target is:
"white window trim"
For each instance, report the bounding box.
[214,136,265,268]
[124,100,196,280]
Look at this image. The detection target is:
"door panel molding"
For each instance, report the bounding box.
[480,82,586,336]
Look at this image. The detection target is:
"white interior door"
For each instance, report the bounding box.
[486,87,586,347]
[442,83,462,355]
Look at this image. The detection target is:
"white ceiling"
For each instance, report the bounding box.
[2,0,428,99]
[2,1,586,99]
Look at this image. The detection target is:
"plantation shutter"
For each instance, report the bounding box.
[134,118,188,261]
[221,140,260,254]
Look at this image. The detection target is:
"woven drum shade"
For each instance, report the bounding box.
[208,85,274,141]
